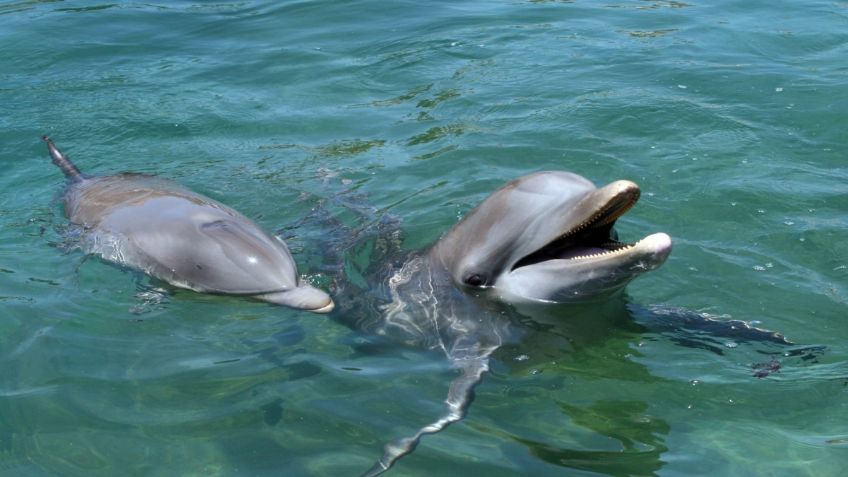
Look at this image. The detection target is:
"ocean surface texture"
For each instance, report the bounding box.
[1,1,846,476]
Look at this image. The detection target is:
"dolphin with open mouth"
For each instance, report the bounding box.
[42,136,333,313]
[332,171,672,476]
[433,171,672,304]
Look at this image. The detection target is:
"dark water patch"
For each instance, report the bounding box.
[55,4,117,13]
[604,0,692,9]
[0,296,34,303]
[414,145,457,161]
[260,398,284,426]
[371,83,434,107]
[624,28,679,38]
[407,124,467,146]
[416,89,461,109]
[315,139,386,157]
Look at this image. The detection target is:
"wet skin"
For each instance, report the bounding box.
[43,137,333,312]
[345,171,672,476]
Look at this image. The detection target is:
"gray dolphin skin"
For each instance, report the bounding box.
[43,136,333,313]
[345,171,672,476]
[434,171,672,304]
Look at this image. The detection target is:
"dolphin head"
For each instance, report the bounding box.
[156,210,334,313]
[432,171,671,304]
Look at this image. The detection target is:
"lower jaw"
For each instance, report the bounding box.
[556,244,632,260]
[564,233,671,262]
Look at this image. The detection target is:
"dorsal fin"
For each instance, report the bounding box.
[42,136,83,183]
[360,357,490,477]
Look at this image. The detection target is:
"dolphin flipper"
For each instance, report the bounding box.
[628,304,793,347]
[360,357,490,477]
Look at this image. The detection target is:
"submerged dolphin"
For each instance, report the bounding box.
[43,137,333,313]
[333,171,672,476]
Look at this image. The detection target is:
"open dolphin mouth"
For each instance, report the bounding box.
[513,181,664,269]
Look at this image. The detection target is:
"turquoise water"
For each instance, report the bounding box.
[2,0,847,475]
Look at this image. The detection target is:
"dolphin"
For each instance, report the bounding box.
[331,171,672,476]
[432,171,672,304]
[42,136,333,313]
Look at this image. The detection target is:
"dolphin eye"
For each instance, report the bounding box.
[464,273,485,287]
[202,220,230,230]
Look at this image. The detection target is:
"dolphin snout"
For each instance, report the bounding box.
[310,300,336,314]
[255,286,334,313]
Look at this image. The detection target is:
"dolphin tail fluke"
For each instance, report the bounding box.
[360,358,490,477]
[42,136,83,183]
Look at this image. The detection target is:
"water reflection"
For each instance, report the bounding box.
[516,400,669,476]
[498,303,672,475]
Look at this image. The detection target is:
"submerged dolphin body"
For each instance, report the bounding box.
[43,137,333,312]
[335,172,673,476]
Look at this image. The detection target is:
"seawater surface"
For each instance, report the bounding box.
[1,1,847,476]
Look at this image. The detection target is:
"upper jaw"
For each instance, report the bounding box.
[568,180,641,235]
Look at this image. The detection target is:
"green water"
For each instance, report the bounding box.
[1,0,847,475]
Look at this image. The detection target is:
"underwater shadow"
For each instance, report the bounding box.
[515,399,669,477]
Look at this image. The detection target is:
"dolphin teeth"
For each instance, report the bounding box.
[562,188,640,240]
[569,243,637,260]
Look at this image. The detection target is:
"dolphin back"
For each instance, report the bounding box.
[70,177,306,296]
